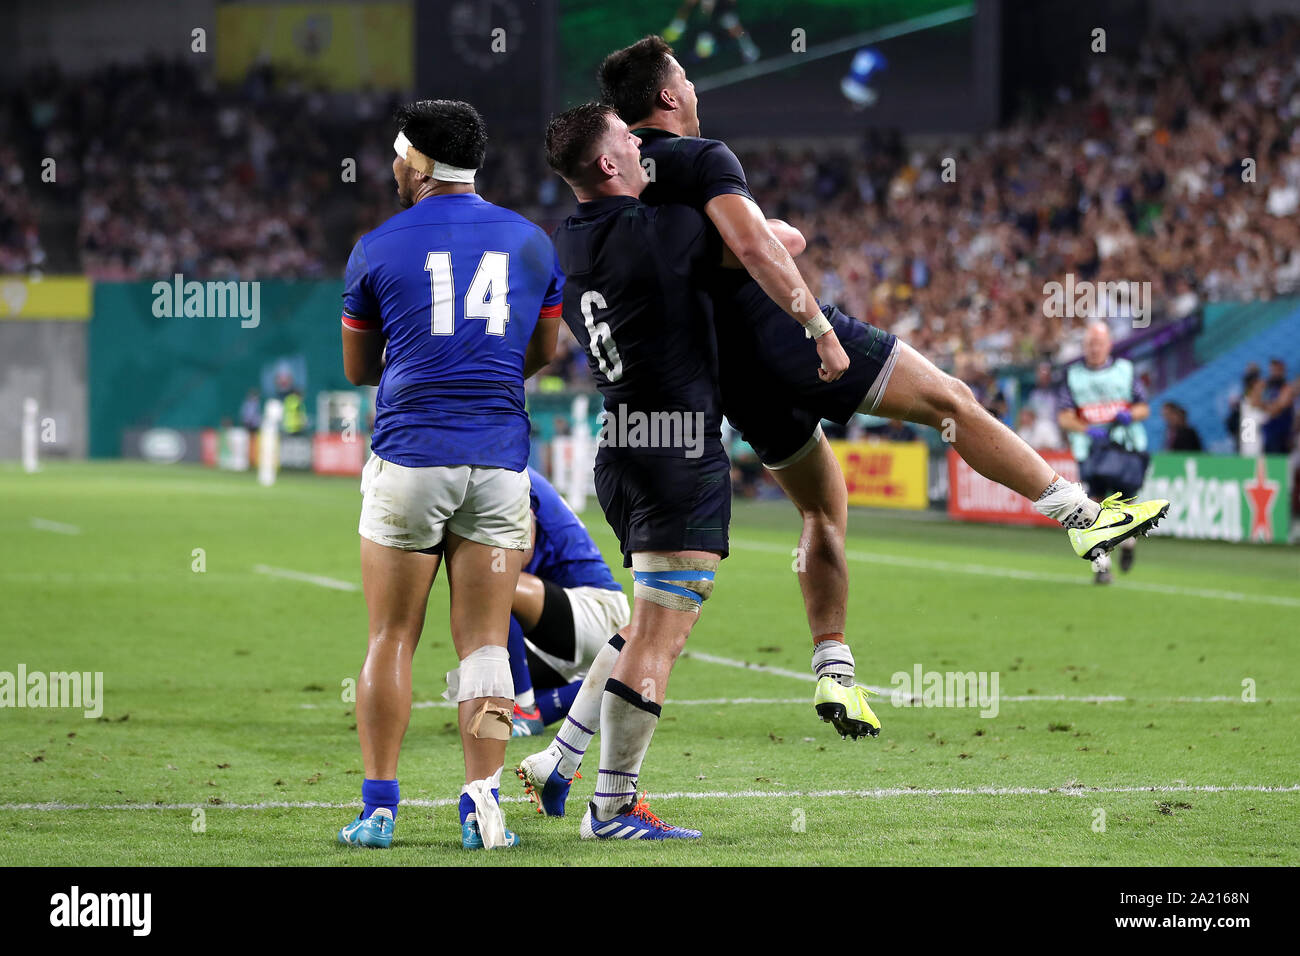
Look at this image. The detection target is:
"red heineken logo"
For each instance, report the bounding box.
[1243,457,1280,542]
[1141,454,1285,544]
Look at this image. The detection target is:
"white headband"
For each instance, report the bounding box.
[393,131,477,183]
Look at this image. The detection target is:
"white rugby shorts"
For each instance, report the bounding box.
[525,586,630,683]
[358,454,531,552]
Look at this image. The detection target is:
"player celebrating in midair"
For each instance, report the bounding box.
[335,100,563,851]
[594,37,1169,735]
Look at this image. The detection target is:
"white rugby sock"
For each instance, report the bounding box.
[592,678,659,820]
[1034,476,1100,529]
[812,639,855,686]
[515,688,535,710]
[553,635,624,778]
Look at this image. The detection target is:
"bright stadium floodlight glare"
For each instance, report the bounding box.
[841,47,887,106]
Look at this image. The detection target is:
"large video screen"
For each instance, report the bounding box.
[559,0,981,136]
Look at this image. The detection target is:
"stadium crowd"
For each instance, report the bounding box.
[3,18,1300,390]
[0,142,45,275]
[1227,358,1299,456]
[744,17,1300,376]
[0,60,548,281]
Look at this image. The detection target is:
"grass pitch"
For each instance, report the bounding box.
[1,461,1297,866]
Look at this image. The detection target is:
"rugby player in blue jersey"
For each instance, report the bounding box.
[505,467,629,741]
[335,100,564,850]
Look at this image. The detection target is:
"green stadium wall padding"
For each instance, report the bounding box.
[89,281,355,458]
[1195,299,1299,365]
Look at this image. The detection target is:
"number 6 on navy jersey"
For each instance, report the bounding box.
[581,290,623,381]
[424,250,511,336]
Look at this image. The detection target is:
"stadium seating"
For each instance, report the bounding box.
[1146,302,1300,452]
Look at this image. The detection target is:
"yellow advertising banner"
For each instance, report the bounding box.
[216,2,414,91]
[0,276,92,320]
[828,440,929,509]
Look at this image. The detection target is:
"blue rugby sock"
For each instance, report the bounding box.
[507,616,533,707]
[538,678,584,726]
[459,788,501,823]
[362,778,399,820]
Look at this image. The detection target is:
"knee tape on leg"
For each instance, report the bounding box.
[446,644,514,702]
[631,554,719,612]
[466,700,513,740]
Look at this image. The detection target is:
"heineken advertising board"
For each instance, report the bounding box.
[1140,454,1289,544]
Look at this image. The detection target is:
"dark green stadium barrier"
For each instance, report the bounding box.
[89,281,354,458]
[88,280,609,459]
[524,390,605,442]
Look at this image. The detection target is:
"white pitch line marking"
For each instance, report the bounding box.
[729,537,1300,610]
[29,517,81,535]
[300,688,1266,710]
[252,565,359,592]
[681,651,1282,703]
[298,697,815,710]
[683,651,819,684]
[3,783,1296,812]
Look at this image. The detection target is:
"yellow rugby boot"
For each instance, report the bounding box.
[1068,493,1170,561]
[814,677,881,739]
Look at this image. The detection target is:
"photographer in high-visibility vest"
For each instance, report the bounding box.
[1056,323,1150,584]
[282,389,308,435]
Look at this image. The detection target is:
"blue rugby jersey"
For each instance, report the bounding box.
[342,193,564,470]
[524,467,621,592]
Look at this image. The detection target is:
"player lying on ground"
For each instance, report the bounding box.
[336,99,563,851]
[525,102,759,839]
[596,37,1171,735]
[506,467,630,738]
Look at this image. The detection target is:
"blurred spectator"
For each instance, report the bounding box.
[1160,401,1203,452]
[1024,361,1064,447]
[239,388,262,434]
[1262,358,1295,454]
[1056,322,1150,583]
[1232,363,1297,455]
[0,144,46,275]
[283,388,308,435]
[1238,371,1269,456]
[1016,406,1063,450]
[1224,363,1259,450]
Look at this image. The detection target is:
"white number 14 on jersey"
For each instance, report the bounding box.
[425,251,510,336]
